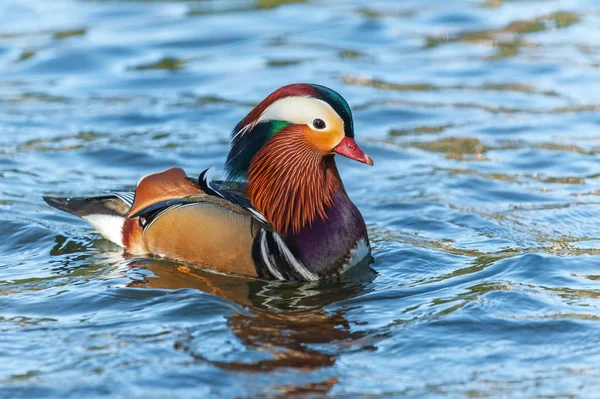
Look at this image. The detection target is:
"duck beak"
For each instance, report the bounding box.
[333,137,373,166]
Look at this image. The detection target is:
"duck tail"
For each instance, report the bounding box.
[43,195,130,247]
[43,195,130,218]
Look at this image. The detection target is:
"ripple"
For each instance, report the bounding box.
[1,0,600,397]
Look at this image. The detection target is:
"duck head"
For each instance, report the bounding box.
[225,83,372,235]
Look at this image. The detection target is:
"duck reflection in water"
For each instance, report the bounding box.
[127,258,380,396]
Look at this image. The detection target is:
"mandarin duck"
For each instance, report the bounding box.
[44,84,373,281]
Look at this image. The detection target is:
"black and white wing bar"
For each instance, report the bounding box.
[113,191,135,207]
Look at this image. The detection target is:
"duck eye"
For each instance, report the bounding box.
[312,118,326,130]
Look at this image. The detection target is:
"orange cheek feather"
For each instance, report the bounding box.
[302,116,345,153]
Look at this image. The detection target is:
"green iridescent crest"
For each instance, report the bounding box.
[226,120,290,180]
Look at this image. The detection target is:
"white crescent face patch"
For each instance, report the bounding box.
[258,97,344,131]
[257,96,346,151]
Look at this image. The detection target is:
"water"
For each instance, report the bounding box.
[1,0,600,397]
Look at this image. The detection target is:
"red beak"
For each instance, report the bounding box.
[333,137,373,166]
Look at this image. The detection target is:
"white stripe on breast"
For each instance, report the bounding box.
[273,233,318,281]
[260,230,284,280]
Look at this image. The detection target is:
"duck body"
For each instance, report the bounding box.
[44,84,373,281]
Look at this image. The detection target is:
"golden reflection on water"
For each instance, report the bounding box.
[127,260,378,395]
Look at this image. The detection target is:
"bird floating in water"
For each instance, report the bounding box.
[44,84,373,281]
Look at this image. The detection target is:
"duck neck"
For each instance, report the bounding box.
[247,129,369,276]
[286,188,369,276]
[247,127,341,236]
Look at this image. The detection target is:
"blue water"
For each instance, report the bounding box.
[2,0,600,397]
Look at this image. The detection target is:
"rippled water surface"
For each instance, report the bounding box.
[2,0,600,397]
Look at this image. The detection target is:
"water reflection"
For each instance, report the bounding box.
[128,259,378,395]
